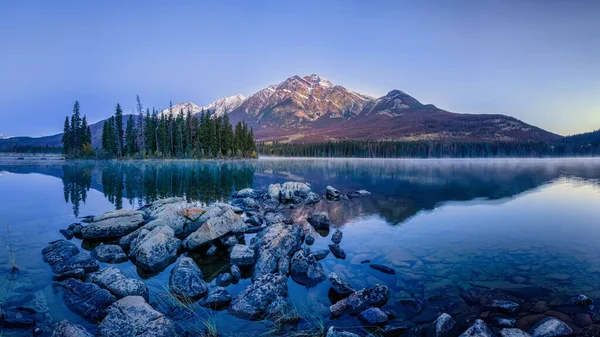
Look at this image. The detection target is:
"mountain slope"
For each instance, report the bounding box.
[201,94,245,118]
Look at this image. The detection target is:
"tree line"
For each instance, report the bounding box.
[258,140,600,158]
[62,101,93,158]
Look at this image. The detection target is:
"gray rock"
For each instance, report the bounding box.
[231,265,242,282]
[359,307,388,326]
[233,188,263,199]
[57,278,116,321]
[490,300,520,314]
[307,212,331,230]
[326,326,361,337]
[97,296,177,337]
[168,257,208,300]
[290,249,326,286]
[142,198,222,238]
[370,264,395,274]
[81,210,145,240]
[329,284,390,316]
[60,229,74,240]
[326,186,341,200]
[54,252,99,275]
[347,190,371,198]
[51,320,93,337]
[328,272,356,298]
[329,243,346,259]
[216,273,232,286]
[434,313,457,337]
[501,329,531,337]
[220,235,239,247]
[252,222,304,280]
[87,266,149,300]
[42,241,79,271]
[277,255,290,275]
[52,268,85,281]
[206,244,218,256]
[266,184,282,200]
[494,317,516,328]
[305,192,322,205]
[230,244,256,266]
[280,181,311,202]
[569,294,593,307]
[200,287,232,309]
[129,226,181,273]
[90,244,128,264]
[245,215,263,227]
[527,317,573,337]
[331,229,343,244]
[459,319,496,337]
[305,235,315,245]
[229,273,288,319]
[183,209,247,250]
[313,249,330,260]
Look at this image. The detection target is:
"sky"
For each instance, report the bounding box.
[0,0,599,137]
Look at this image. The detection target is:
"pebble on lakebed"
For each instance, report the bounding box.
[28,182,596,337]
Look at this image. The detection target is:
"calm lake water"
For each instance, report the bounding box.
[1,158,599,336]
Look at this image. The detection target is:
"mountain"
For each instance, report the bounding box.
[201,94,246,118]
[227,74,560,143]
[159,102,203,117]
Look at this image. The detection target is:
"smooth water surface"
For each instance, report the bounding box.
[1,158,599,336]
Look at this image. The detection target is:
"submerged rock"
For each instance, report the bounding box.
[290,249,326,286]
[81,210,145,240]
[51,320,93,337]
[200,287,232,309]
[328,272,356,298]
[326,186,341,200]
[331,229,343,244]
[358,307,388,326]
[229,273,288,320]
[129,225,180,273]
[313,249,330,260]
[57,278,116,321]
[183,209,247,250]
[326,326,360,337]
[54,253,99,275]
[97,296,177,337]
[42,240,98,275]
[329,243,347,259]
[527,317,573,337]
[251,222,304,280]
[307,212,331,230]
[569,294,593,307]
[86,266,149,300]
[459,319,495,337]
[434,313,457,337]
[491,299,520,314]
[168,257,208,300]
[90,244,128,264]
[370,264,395,275]
[230,244,256,266]
[329,284,390,316]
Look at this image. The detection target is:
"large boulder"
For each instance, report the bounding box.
[280,181,311,202]
[326,186,341,200]
[251,222,304,280]
[97,296,178,337]
[459,319,496,337]
[266,184,282,200]
[129,226,181,273]
[329,284,390,316]
[55,253,99,275]
[169,257,208,300]
[51,320,93,337]
[328,272,356,298]
[81,210,145,240]
[527,317,573,337]
[91,244,128,264]
[57,278,116,321]
[290,249,326,286]
[43,240,99,274]
[183,209,247,250]
[434,313,458,337]
[230,244,256,266]
[232,188,263,199]
[229,273,289,320]
[86,267,149,300]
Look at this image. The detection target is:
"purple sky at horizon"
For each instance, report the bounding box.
[1,0,599,137]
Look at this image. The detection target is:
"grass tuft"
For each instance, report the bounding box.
[156,286,218,337]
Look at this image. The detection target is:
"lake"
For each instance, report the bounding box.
[1,158,599,336]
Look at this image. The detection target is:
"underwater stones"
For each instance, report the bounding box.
[527,317,573,337]
[370,264,395,275]
[329,284,390,316]
[51,320,93,337]
[251,222,304,280]
[90,244,128,264]
[168,257,208,300]
[326,327,361,337]
[313,249,330,260]
[57,278,116,321]
[290,249,326,286]
[569,294,593,307]
[230,244,256,266]
[491,300,520,314]
[331,229,343,244]
[480,289,519,308]
[229,273,288,320]
[81,210,145,240]
[434,313,457,337]
[183,209,247,250]
[42,240,98,275]
[97,296,177,337]
[326,185,341,200]
[216,273,233,286]
[398,298,424,313]
[329,243,347,259]
[328,272,356,298]
[200,287,232,309]
[86,267,149,300]
[307,212,331,230]
[500,329,531,337]
[359,307,388,326]
[459,319,495,337]
[129,225,180,273]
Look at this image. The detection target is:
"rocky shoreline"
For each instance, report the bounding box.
[1,181,597,336]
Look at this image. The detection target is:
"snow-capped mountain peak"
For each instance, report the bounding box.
[202,94,246,118]
[160,102,203,117]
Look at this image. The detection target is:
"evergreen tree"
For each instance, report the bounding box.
[125,114,136,156]
[136,95,145,155]
[114,104,124,158]
[70,101,81,156]
[62,116,71,155]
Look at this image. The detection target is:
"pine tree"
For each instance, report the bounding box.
[70,101,81,156]
[136,95,145,155]
[221,114,234,157]
[114,104,124,158]
[125,114,136,156]
[62,116,71,156]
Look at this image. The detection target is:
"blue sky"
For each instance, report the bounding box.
[1,0,598,137]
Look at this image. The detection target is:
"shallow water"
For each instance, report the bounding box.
[0,158,599,336]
